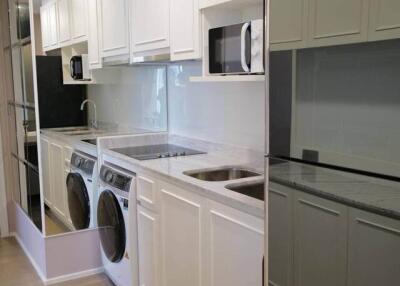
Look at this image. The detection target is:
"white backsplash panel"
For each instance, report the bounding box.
[167,61,265,152]
[87,66,168,132]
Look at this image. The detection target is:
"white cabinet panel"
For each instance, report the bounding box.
[57,0,71,44]
[270,0,308,51]
[368,0,400,41]
[131,0,169,53]
[70,0,88,41]
[294,192,347,286]
[347,209,400,286]
[159,183,204,286]
[40,6,50,49]
[269,183,293,286]
[40,137,52,207]
[137,175,157,211]
[99,0,130,58]
[50,142,66,219]
[308,0,369,47]
[208,201,264,286]
[137,205,161,286]
[170,0,201,60]
[87,0,102,69]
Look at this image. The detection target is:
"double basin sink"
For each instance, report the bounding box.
[184,167,264,201]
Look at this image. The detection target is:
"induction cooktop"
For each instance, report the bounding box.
[111,144,206,161]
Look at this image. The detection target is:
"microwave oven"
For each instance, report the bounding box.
[70,54,91,81]
[208,19,264,75]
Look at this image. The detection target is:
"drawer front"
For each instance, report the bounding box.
[137,175,158,211]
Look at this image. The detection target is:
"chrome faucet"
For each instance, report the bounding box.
[80,99,98,129]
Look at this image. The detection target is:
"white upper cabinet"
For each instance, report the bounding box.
[57,0,71,45]
[170,0,201,61]
[70,0,88,41]
[87,0,102,69]
[270,0,308,51]
[41,0,59,51]
[98,0,130,58]
[307,0,369,47]
[131,0,170,54]
[368,0,400,41]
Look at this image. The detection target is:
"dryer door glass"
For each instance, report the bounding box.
[97,190,126,263]
[66,173,91,230]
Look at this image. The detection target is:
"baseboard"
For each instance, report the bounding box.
[44,267,104,285]
[11,232,104,285]
[11,232,47,282]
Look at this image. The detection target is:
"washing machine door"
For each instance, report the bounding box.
[66,173,90,230]
[97,190,126,263]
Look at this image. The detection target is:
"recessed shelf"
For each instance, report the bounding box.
[190,75,265,82]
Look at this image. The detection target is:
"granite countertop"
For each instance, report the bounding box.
[269,161,400,220]
[101,134,266,218]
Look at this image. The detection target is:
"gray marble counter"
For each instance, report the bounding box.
[269,161,400,220]
[101,134,266,218]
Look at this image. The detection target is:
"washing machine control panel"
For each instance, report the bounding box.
[71,153,95,175]
[100,165,132,192]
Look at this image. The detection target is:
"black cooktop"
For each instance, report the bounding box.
[111,144,206,161]
[82,139,97,145]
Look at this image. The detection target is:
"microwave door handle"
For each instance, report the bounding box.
[70,59,74,78]
[241,22,250,73]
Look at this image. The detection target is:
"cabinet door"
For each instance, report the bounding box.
[40,6,50,49]
[57,0,71,45]
[207,200,264,286]
[50,142,66,219]
[307,0,369,47]
[347,209,400,286]
[170,0,201,60]
[99,0,130,58]
[159,182,205,286]
[40,137,52,207]
[270,0,308,51]
[131,0,169,53]
[70,0,88,41]
[269,183,293,286]
[137,204,161,286]
[294,192,347,286]
[87,0,102,69]
[47,1,59,49]
[368,0,400,41]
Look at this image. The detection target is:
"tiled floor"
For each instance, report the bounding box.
[0,237,113,286]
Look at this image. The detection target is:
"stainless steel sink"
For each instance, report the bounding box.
[184,167,261,182]
[225,180,265,201]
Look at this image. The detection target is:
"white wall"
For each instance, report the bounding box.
[292,40,400,177]
[167,61,265,151]
[87,66,168,132]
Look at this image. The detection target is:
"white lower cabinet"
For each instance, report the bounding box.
[207,201,264,286]
[136,177,264,286]
[347,208,400,286]
[269,183,294,286]
[137,204,161,286]
[159,182,205,286]
[50,141,66,219]
[294,192,347,286]
[40,135,72,230]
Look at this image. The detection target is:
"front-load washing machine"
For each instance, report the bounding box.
[66,151,98,230]
[97,163,138,286]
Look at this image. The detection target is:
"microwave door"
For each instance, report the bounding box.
[209,23,251,74]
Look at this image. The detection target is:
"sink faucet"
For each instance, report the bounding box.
[80,99,98,129]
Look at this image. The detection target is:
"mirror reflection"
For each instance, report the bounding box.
[6,0,42,230]
[31,5,168,235]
